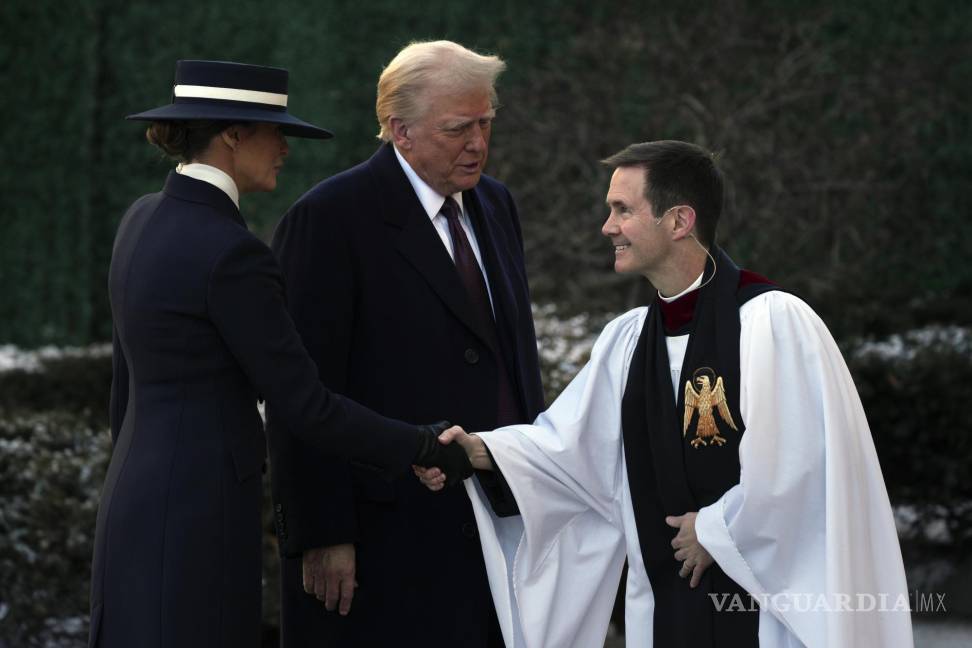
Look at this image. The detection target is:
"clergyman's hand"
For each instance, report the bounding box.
[413,428,493,491]
[666,512,714,588]
[302,544,357,615]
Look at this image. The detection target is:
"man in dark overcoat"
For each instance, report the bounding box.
[268,40,544,647]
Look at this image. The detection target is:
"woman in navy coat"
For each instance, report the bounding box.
[88,60,469,648]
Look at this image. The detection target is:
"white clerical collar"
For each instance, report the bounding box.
[659,272,704,303]
[393,145,465,219]
[177,162,240,209]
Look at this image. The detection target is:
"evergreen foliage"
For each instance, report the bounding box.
[1,0,969,345]
[851,327,972,547]
[0,351,281,645]
[0,411,108,645]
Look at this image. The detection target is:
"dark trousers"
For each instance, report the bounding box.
[279,554,506,648]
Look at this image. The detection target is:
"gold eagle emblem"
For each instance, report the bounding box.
[683,368,738,449]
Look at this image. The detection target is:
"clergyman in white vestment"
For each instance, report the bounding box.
[416,141,912,648]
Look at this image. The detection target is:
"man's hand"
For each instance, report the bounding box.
[413,428,493,491]
[666,512,714,588]
[302,544,357,615]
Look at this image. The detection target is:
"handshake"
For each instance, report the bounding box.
[410,421,492,490]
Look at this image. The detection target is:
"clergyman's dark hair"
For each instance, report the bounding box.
[145,120,242,163]
[601,140,724,247]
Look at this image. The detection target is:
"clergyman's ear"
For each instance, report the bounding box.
[673,205,697,240]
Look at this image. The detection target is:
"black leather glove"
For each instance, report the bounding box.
[412,420,474,487]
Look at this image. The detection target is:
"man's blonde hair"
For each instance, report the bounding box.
[376,40,506,141]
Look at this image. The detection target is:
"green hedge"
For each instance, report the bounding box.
[0,354,282,646]
[2,0,970,346]
[0,411,108,645]
[850,328,972,548]
[0,352,112,427]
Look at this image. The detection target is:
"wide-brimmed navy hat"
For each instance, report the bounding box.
[127,60,333,139]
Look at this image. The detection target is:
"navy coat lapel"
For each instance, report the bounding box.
[464,187,520,328]
[367,145,496,351]
[463,186,525,394]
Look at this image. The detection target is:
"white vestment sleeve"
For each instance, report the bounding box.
[465,308,648,648]
[695,292,913,648]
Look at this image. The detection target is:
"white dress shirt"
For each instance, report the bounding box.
[393,146,495,311]
[176,162,240,209]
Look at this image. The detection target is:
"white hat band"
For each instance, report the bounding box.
[173,84,288,107]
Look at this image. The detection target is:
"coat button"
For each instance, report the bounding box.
[461,522,477,539]
[464,348,479,364]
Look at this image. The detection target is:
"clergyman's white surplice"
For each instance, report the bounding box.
[464,291,912,648]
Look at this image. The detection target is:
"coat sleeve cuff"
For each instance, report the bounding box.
[474,446,520,517]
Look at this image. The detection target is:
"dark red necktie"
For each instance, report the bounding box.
[441,198,494,326]
[440,197,521,425]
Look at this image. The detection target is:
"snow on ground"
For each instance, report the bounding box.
[850,325,972,361]
[0,343,111,373]
[2,319,968,376]
[895,505,960,544]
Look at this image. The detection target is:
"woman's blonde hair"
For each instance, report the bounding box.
[376,40,506,141]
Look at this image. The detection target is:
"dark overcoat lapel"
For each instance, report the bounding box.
[369,151,497,353]
[464,186,530,410]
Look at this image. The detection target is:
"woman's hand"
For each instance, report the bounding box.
[413,428,493,491]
